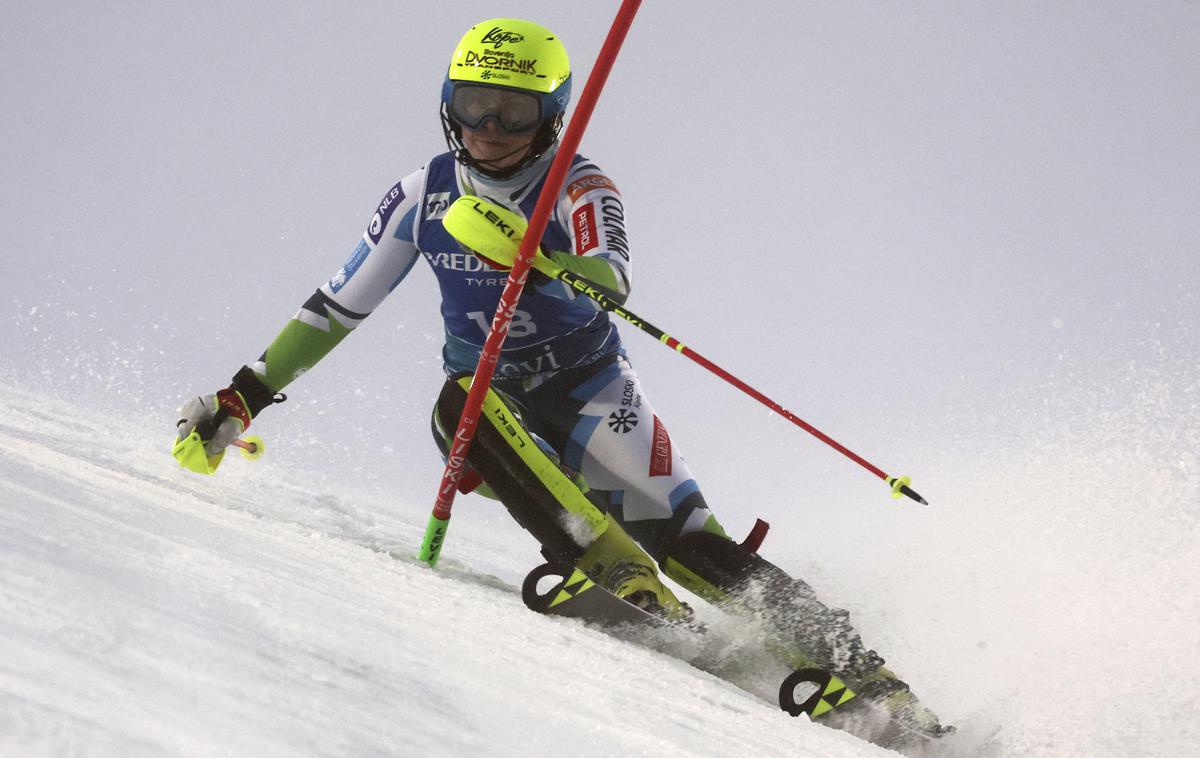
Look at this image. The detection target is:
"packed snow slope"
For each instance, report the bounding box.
[2,351,1198,758]
[0,382,900,758]
[3,2,1199,756]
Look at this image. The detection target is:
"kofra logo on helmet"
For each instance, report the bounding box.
[481,27,524,49]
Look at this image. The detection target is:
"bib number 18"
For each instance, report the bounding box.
[468,309,537,339]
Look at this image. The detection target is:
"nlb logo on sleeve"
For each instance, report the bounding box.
[368,182,406,245]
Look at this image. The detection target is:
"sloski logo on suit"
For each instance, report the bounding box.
[608,409,638,433]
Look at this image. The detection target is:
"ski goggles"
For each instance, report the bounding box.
[448,83,543,133]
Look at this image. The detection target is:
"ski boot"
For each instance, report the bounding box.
[576,514,691,622]
[849,666,960,748]
[435,376,688,620]
[662,530,951,746]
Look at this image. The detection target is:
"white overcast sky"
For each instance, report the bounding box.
[3,1,1197,536]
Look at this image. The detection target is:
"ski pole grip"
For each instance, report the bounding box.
[194,407,230,443]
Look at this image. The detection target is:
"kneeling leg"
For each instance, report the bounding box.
[433,377,687,618]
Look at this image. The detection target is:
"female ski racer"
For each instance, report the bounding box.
[174,18,949,748]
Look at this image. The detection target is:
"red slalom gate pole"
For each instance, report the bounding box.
[418,1,643,567]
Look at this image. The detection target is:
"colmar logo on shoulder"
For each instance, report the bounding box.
[599,195,629,262]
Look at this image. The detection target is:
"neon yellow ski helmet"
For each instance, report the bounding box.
[440,19,572,175]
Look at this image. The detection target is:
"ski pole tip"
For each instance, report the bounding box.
[886,475,929,505]
[904,485,929,505]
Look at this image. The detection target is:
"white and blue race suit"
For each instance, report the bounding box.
[259,145,721,556]
[242,147,936,722]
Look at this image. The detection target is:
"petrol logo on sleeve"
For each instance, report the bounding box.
[649,415,673,477]
[566,173,619,203]
[572,203,598,255]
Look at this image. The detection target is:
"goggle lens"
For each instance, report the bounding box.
[450,84,542,133]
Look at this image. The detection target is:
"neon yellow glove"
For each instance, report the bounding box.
[172,367,281,475]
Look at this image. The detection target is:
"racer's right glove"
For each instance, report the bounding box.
[442,195,627,303]
[173,366,282,474]
[442,194,542,272]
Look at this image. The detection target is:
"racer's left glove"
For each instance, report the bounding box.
[173,367,281,474]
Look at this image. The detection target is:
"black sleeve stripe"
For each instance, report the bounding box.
[302,290,370,321]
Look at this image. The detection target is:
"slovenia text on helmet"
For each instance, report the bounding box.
[440,18,572,177]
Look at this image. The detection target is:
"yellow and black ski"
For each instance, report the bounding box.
[521,563,863,723]
[522,563,670,630]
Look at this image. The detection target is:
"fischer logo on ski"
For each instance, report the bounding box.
[549,569,597,608]
[778,668,857,718]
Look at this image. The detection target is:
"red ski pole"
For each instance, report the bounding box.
[418,0,643,567]
[527,260,929,505]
